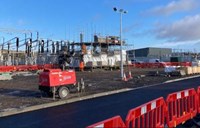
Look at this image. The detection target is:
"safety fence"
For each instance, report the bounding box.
[129,62,191,68]
[87,87,200,128]
[87,116,126,128]
[166,88,197,127]
[0,64,58,72]
[125,97,166,128]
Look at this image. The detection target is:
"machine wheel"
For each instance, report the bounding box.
[58,86,69,99]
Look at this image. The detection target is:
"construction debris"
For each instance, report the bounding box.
[0,72,12,80]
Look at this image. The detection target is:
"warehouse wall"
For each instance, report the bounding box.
[127,47,172,61]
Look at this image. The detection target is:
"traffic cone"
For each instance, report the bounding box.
[79,62,84,72]
[122,73,128,81]
[127,71,133,79]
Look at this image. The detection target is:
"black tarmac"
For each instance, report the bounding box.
[0,77,200,128]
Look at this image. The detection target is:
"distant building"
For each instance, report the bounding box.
[127,47,172,61]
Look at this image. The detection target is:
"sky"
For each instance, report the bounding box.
[0,0,200,51]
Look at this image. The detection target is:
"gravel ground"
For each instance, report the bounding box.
[0,68,189,112]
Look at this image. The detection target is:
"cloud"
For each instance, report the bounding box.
[153,14,200,41]
[123,23,141,33]
[153,40,200,47]
[194,41,200,46]
[144,0,199,16]
[193,42,200,51]
[153,40,200,51]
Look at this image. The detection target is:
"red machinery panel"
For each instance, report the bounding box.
[39,69,76,87]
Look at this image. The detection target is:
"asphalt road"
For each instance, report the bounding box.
[0,77,200,128]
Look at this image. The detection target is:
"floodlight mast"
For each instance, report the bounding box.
[113,7,128,79]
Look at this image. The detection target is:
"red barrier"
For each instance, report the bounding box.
[130,62,191,68]
[28,65,38,71]
[87,116,126,128]
[166,88,198,127]
[44,64,53,69]
[131,63,165,68]
[125,97,166,128]
[16,65,29,71]
[37,65,44,70]
[0,66,15,72]
[0,64,55,72]
[197,87,200,113]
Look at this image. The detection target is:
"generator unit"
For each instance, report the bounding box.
[39,69,77,99]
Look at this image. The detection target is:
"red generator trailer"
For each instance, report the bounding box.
[39,69,79,99]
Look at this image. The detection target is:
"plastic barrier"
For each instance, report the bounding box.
[87,116,126,128]
[197,87,200,113]
[87,87,200,128]
[44,64,53,69]
[130,62,191,68]
[125,97,166,128]
[37,65,44,70]
[166,88,198,127]
[0,66,14,72]
[16,65,29,71]
[28,65,38,71]
[0,64,55,72]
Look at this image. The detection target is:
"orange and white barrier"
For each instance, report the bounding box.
[87,116,126,128]
[126,97,166,128]
[87,87,200,128]
[166,88,198,127]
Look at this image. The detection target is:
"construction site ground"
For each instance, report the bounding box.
[0,67,195,112]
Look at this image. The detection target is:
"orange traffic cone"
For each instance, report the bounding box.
[79,62,84,72]
[127,71,133,79]
[122,73,128,81]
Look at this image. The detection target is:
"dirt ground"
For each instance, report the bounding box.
[0,67,188,112]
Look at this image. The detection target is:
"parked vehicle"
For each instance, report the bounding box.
[131,59,143,64]
[148,59,161,63]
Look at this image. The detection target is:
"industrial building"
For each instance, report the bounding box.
[0,33,127,69]
[127,47,172,62]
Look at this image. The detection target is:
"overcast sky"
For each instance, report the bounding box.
[0,0,200,51]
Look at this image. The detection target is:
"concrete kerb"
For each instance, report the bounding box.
[0,75,200,118]
[0,88,133,117]
[163,75,200,83]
